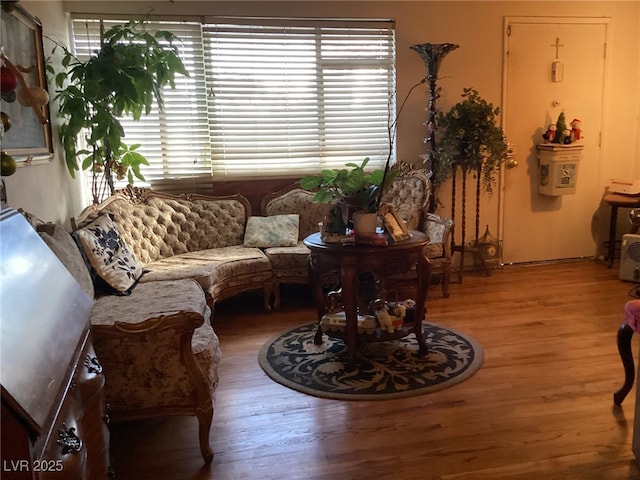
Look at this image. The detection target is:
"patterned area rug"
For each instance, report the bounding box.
[258,322,483,400]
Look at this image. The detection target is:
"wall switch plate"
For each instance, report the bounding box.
[551,61,564,82]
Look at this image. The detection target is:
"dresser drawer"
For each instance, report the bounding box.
[38,336,109,480]
[38,397,86,480]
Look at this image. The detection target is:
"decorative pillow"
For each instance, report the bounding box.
[244,214,299,248]
[74,215,144,294]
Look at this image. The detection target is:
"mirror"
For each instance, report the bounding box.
[1,2,53,166]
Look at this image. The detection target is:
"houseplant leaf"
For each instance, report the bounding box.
[51,19,188,203]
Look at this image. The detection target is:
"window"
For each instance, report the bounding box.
[70,17,396,185]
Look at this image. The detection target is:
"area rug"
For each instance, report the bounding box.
[258,322,483,400]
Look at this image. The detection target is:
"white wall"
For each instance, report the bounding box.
[7,1,639,233]
[3,0,84,225]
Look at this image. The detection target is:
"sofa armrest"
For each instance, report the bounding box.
[423,213,454,260]
[92,311,212,415]
[93,307,220,464]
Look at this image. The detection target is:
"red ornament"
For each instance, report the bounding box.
[1,65,18,93]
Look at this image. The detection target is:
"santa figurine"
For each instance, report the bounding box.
[543,124,557,143]
[570,118,583,143]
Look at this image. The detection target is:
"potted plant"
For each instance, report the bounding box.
[300,157,397,234]
[300,157,387,211]
[435,87,509,193]
[51,20,188,204]
[299,84,418,235]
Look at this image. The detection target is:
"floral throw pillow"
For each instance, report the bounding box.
[244,214,300,248]
[75,215,144,294]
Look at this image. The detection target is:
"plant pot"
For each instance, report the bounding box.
[352,212,378,235]
[338,196,362,225]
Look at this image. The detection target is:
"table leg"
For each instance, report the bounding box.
[607,204,619,268]
[413,255,430,356]
[308,254,326,345]
[340,256,359,358]
[613,322,635,406]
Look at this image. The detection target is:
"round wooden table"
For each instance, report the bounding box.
[304,231,431,358]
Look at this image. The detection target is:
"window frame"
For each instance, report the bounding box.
[68,15,396,188]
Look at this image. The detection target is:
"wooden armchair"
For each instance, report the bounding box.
[423,213,454,297]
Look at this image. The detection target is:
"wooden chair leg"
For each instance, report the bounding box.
[196,406,214,464]
[263,282,273,313]
[442,263,451,298]
[272,281,281,310]
[613,322,635,406]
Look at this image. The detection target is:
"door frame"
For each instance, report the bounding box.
[498,16,611,263]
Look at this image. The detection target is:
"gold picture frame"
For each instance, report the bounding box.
[379,203,410,242]
[1,3,53,165]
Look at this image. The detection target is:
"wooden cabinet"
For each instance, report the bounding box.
[0,208,110,479]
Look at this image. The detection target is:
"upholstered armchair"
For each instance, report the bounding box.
[382,164,454,298]
[380,164,431,232]
[423,213,454,297]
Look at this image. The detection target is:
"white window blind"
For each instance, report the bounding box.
[70,18,211,185]
[70,17,395,184]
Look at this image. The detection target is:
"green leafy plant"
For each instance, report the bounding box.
[435,87,509,193]
[51,19,188,204]
[300,158,397,213]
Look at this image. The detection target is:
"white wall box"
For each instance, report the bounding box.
[536,144,585,196]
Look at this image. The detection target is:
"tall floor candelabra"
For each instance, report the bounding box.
[410,43,459,212]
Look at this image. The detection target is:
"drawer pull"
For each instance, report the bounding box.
[103,404,110,425]
[84,355,103,375]
[57,424,83,455]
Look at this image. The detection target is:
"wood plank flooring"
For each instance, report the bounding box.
[109,260,640,479]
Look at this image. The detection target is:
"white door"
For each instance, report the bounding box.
[501,18,607,264]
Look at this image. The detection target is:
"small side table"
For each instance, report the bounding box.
[603,193,640,268]
[304,231,431,358]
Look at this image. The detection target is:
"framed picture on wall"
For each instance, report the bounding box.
[1,3,53,165]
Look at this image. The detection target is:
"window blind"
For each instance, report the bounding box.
[69,17,395,184]
[70,18,210,186]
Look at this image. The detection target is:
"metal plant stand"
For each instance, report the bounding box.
[410,42,459,212]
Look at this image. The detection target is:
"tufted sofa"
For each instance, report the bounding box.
[72,187,274,312]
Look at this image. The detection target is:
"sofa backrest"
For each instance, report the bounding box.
[73,187,252,264]
[261,183,328,240]
[381,166,431,231]
[38,224,96,299]
[18,210,96,299]
[262,165,431,239]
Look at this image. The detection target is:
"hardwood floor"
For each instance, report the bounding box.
[109,260,640,479]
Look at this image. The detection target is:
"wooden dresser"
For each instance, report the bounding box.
[1,208,110,479]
